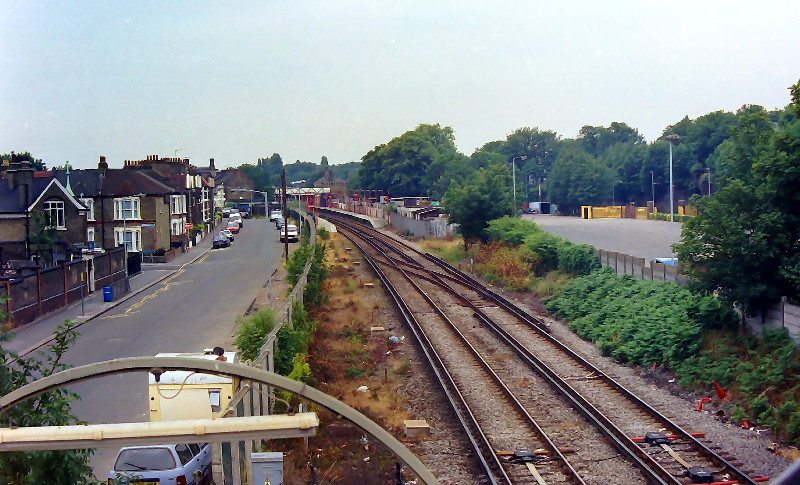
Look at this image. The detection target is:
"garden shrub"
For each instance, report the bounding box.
[234,308,276,362]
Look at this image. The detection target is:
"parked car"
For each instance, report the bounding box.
[269,210,282,222]
[219,229,234,242]
[222,208,231,217]
[228,213,243,227]
[274,216,285,229]
[212,236,230,249]
[229,208,239,214]
[280,224,299,243]
[226,222,240,234]
[108,442,212,485]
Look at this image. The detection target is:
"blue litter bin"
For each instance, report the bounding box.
[103,286,113,302]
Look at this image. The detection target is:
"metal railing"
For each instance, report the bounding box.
[216,207,316,484]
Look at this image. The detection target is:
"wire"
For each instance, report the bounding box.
[156,371,197,399]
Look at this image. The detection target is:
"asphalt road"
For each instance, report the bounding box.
[526,214,683,262]
[11,218,282,479]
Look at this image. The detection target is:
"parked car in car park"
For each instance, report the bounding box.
[212,236,230,249]
[108,442,212,485]
[280,224,299,243]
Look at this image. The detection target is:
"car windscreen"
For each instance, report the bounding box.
[114,447,176,471]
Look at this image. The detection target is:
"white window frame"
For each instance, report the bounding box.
[43,200,66,230]
[114,197,141,221]
[170,195,186,215]
[79,198,95,221]
[171,217,186,236]
[87,226,95,245]
[113,227,142,252]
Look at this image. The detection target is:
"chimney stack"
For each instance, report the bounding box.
[98,156,108,175]
[209,158,215,169]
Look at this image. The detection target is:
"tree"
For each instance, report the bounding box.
[0,317,96,484]
[30,213,58,266]
[355,124,459,196]
[545,146,613,214]
[444,165,514,249]
[675,79,800,315]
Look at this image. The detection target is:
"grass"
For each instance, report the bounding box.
[420,237,473,264]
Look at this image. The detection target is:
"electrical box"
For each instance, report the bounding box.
[251,452,284,485]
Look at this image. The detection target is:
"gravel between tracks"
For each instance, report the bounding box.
[354,229,792,483]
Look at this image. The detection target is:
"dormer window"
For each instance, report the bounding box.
[79,198,95,221]
[44,200,66,229]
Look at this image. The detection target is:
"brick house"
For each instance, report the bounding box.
[0,159,89,268]
[52,157,179,253]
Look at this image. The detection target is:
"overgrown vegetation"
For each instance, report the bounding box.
[545,268,800,444]
[0,317,97,484]
[472,216,600,291]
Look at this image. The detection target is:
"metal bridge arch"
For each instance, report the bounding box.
[0,356,440,485]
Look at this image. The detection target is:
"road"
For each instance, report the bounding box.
[8,217,282,479]
[526,214,683,262]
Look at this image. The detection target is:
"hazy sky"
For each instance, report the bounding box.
[2,1,799,170]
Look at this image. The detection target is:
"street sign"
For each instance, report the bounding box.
[184,223,193,230]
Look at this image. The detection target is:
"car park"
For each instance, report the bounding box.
[108,442,212,485]
[280,223,299,243]
[226,223,240,234]
[219,229,234,242]
[212,236,230,249]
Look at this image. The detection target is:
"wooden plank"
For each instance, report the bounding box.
[524,462,548,485]
[660,443,691,469]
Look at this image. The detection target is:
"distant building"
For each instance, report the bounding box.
[314,169,348,204]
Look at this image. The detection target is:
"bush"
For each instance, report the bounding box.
[524,232,561,274]
[318,227,330,240]
[485,216,541,247]
[544,268,727,366]
[557,242,600,275]
[234,309,276,362]
[474,242,531,291]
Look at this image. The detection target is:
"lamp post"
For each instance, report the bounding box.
[650,171,656,207]
[666,134,680,222]
[232,188,273,307]
[511,156,527,210]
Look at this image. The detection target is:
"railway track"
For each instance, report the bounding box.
[323,211,763,485]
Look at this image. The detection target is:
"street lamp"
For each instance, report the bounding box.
[511,156,527,210]
[666,134,680,222]
[650,171,656,208]
[232,188,273,307]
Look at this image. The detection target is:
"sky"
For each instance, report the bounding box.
[2,1,799,170]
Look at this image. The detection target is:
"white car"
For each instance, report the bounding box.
[280,223,299,243]
[219,229,234,242]
[269,210,282,222]
[108,442,212,485]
